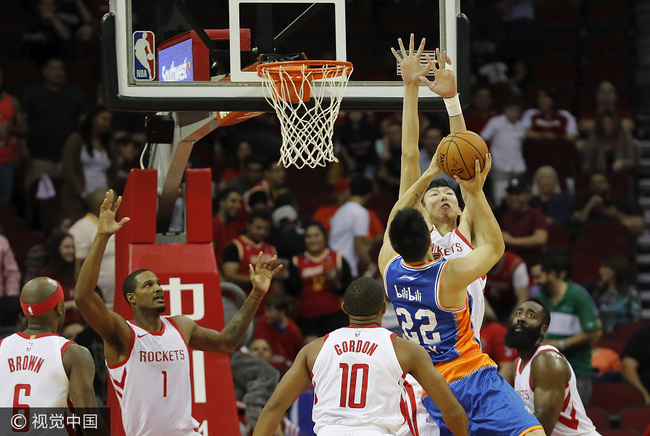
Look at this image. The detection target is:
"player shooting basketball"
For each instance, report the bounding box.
[74,190,283,436]
[379,147,544,436]
[392,34,491,436]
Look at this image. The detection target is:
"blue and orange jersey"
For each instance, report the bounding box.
[383,254,496,382]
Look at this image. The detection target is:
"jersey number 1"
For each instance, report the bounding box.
[339,363,369,408]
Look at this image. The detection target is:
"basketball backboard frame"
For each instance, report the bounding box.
[101,0,470,112]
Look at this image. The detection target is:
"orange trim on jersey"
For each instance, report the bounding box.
[167,317,188,347]
[519,425,544,436]
[435,262,468,312]
[106,323,137,369]
[61,340,74,357]
[434,348,497,383]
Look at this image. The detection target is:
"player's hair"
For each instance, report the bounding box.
[343,277,384,316]
[123,269,151,302]
[424,178,453,197]
[526,297,551,327]
[349,175,373,197]
[534,250,570,276]
[264,291,293,312]
[246,209,272,224]
[389,208,431,263]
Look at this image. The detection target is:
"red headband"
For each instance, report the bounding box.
[20,281,64,317]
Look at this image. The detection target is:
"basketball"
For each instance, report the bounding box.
[437,130,489,180]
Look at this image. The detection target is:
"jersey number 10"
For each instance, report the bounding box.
[339,363,369,408]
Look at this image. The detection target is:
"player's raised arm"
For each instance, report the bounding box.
[252,340,317,436]
[74,190,131,348]
[178,252,283,353]
[394,336,469,436]
[378,152,442,272]
[440,155,504,306]
[392,34,431,198]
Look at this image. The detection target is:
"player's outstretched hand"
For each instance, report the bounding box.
[391,34,430,86]
[418,48,457,99]
[249,252,284,294]
[455,153,492,196]
[98,189,130,236]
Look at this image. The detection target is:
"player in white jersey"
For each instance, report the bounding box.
[505,298,600,436]
[394,36,486,436]
[253,277,468,436]
[0,277,107,435]
[394,35,485,336]
[74,190,283,436]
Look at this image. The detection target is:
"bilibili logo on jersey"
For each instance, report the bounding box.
[133,31,155,81]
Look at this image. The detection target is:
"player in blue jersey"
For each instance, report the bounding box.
[378,153,545,436]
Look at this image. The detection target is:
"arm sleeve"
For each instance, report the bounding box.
[230,353,281,430]
[222,243,241,264]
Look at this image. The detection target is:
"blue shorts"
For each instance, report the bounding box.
[423,367,542,436]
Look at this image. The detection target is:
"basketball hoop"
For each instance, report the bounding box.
[257,60,353,169]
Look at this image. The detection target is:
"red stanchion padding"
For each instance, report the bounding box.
[186,168,213,243]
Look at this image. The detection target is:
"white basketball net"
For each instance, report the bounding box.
[259,62,353,168]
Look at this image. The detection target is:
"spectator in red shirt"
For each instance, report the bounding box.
[222,210,279,295]
[254,292,303,374]
[212,188,243,267]
[522,86,578,141]
[498,175,548,269]
[286,222,352,336]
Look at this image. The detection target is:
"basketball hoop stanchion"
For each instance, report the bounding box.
[257,60,353,169]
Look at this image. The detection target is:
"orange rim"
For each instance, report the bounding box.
[257,60,353,81]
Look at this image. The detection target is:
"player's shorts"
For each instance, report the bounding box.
[422,367,543,436]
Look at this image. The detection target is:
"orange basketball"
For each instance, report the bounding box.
[437,130,488,180]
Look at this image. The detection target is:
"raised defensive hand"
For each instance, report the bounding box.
[391,33,431,86]
[418,48,457,99]
[249,252,283,294]
[98,189,130,236]
[455,153,492,196]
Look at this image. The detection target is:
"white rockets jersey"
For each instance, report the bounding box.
[0,333,72,408]
[312,326,405,435]
[107,318,200,436]
[430,226,486,339]
[515,344,600,436]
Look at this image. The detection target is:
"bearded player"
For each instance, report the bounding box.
[505,298,601,436]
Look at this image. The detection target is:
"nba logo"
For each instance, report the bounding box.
[133,31,155,81]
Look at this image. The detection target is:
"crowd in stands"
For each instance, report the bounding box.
[0,0,648,434]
